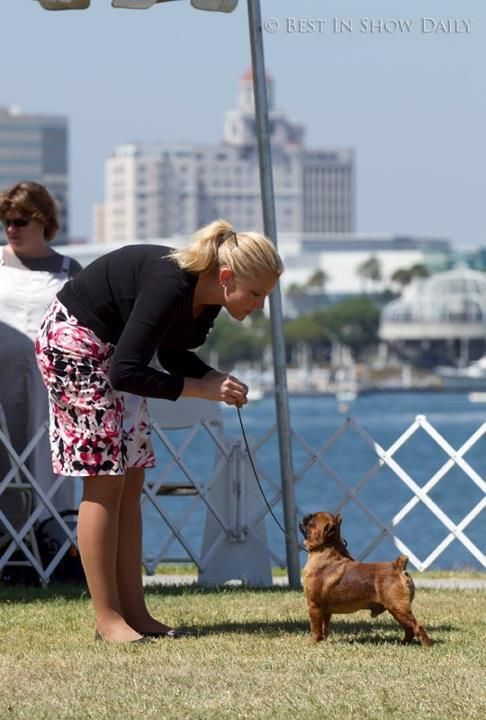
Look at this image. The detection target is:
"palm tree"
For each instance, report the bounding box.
[409,263,429,279]
[357,255,382,293]
[391,264,429,292]
[307,269,329,293]
[391,267,412,288]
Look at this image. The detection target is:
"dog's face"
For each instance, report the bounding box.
[299,512,342,550]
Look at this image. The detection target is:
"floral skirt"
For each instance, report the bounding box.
[35,298,155,476]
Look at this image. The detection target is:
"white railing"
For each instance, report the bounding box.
[1,407,485,584]
[290,415,486,571]
[0,408,77,585]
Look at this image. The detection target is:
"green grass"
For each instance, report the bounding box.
[154,563,198,575]
[154,564,486,580]
[0,582,485,719]
[408,569,486,580]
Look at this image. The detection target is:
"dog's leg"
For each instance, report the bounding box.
[321,613,331,640]
[415,622,433,647]
[308,604,326,643]
[387,607,432,647]
[387,607,414,643]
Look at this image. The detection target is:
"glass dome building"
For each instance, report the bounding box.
[380,267,486,367]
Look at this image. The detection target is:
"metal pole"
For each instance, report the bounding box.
[246,0,301,588]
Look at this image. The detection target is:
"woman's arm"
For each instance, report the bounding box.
[156,346,213,379]
[109,282,189,400]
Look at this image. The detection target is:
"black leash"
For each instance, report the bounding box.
[236,405,307,553]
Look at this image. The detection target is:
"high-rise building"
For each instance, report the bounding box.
[100,71,354,243]
[0,106,69,241]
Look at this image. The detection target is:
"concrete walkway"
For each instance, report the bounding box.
[143,574,486,590]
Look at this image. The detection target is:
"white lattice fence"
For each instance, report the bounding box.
[0,415,77,585]
[141,417,235,573]
[289,415,486,571]
[1,409,485,583]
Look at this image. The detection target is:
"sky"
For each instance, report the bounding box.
[1,0,484,247]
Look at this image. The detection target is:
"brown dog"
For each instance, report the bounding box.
[300,512,432,646]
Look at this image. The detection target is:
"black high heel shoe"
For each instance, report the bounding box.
[142,629,193,639]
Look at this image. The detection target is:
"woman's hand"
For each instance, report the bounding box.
[202,370,248,406]
[182,370,248,406]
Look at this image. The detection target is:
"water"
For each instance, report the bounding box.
[143,392,486,571]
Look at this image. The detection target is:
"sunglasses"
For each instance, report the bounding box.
[2,218,31,228]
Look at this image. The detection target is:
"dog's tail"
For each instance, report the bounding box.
[394,554,415,599]
[393,554,409,572]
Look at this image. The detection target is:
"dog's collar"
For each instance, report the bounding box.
[306,537,349,553]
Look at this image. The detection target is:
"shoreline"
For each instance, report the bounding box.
[257,386,460,399]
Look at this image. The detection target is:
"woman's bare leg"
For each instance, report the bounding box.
[116,468,172,633]
[78,474,143,642]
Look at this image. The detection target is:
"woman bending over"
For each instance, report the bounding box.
[36,218,283,643]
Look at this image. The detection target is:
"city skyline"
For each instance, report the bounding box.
[98,71,354,242]
[1,0,484,246]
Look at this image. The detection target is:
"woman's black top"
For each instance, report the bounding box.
[57,245,221,401]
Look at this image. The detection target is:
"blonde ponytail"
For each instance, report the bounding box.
[170,218,283,280]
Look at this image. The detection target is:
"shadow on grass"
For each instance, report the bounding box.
[0,582,450,646]
[0,582,451,646]
[194,618,449,645]
[0,580,89,604]
[0,582,299,603]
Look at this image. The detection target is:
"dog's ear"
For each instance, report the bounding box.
[322,518,339,543]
